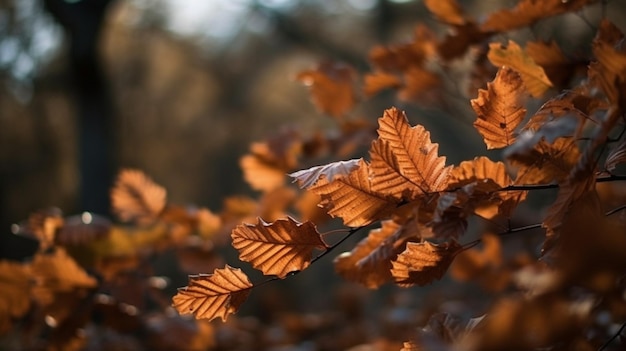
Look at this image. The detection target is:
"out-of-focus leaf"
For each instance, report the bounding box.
[296,61,357,118]
[0,260,31,334]
[231,217,327,278]
[424,0,466,25]
[391,240,463,287]
[481,0,596,33]
[472,67,527,149]
[368,25,435,72]
[173,265,253,322]
[57,212,111,246]
[309,158,399,227]
[363,71,402,97]
[487,40,552,97]
[605,139,626,172]
[371,107,451,198]
[590,19,626,104]
[508,137,581,185]
[111,169,167,225]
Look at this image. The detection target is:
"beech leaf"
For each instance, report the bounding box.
[487,40,552,97]
[173,265,253,322]
[508,138,581,185]
[309,158,399,227]
[231,217,327,278]
[290,159,360,189]
[111,169,167,225]
[472,67,527,149]
[391,240,463,287]
[296,61,357,118]
[371,107,451,197]
[424,0,466,25]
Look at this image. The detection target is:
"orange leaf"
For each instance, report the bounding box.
[398,66,441,104]
[391,240,463,287]
[0,260,31,330]
[173,265,253,322]
[590,20,626,103]
[296,61,357,118]
[334,220,417,288]
[371,107,451,197]
[231,217,327,278]
[481,0,596,33]
[309,158,399,227]
[472,67,527,149]
[363,72,402,97]
[111,169,167,225]
[424,0,466,25]
[508,137,581,185]
[487,40,552,97]
[368,25,436,72]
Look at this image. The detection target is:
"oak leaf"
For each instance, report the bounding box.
[309,158,399,227]
[487,40,552,97]
[370,107,451,197]
[111,169,167,225]
[424,0,466,25]
[173,265,253,322]
[471,67,527,149]
[296,61,357,118]
[231,217,327,278]
[481,0,596,33]
[391,240,463,287]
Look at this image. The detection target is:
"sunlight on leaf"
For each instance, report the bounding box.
[391,240,463,287]
[290,159,360,189]
[424,0,466,25]
[173,265,253,322]
[111,169,167,225]
[472,67,527,149]
[487,40,552,97]
[231,217,327,278]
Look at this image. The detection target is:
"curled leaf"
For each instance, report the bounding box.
[391,240,463,287]
[231,217,327,278]
[290,159,360,189]
[173,265,253,322]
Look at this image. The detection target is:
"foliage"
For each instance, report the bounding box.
[3,0,626,350]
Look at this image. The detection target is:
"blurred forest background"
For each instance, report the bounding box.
[2,0,626,349]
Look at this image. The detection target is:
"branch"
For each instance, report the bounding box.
[599,321,626,351]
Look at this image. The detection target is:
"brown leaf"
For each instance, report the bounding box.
[436,22,489,61]
[605,138,626,172]
[239,153,287,192]
[472,67,527,149]
[368,25,436,72]
[487,40,552,97]
[391,240,463,287]
[590,19,626,104]
[363,72,402,97]
[398,66,441,104]
[525,40,574,87]
[240,135,301,192]
[290,159,360,189]
[111,169,167,225]
[172,265,253,322]
[231,217,327,278]
[309,158,400,227]
[481,0,596,33]
[508,137,581,185]
[25,207,64,250]
[31,248,98,305]
[371,107,451,198]
[424,0,466,25]
[0,260,31,334]
[56,212,111,246]
[296,61,357,118]
[335,220,418,288]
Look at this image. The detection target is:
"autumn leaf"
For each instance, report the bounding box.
[605,139,626,172]
[309,158,399,227]
[0,260,31,334]
[487,40,552,97]
[111,169,167,225]
[508,137,581,185]
[481,0,596,33]
[25,207,64,250]
[398,66,441,104]
[471,67,527,149]
[241,133,301,192]
[231,217,327,278]
[391,240,463,287]
[424,0,466,25]
[296,61,357,118]
[173,265,253,322]
[370,107,451,198]
[368,25,435,72]
[525,40,572,87]
[334,220,419,288]
[363,72,402,97]
[590,20,626,104]
[57,212,111,246]
[290,159,360,189]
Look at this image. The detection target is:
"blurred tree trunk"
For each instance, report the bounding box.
[43,0,115,215]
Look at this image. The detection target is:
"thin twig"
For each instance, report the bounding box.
[599,321,626,351]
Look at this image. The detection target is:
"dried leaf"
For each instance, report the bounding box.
[368,25,435,72]
[605,139,626,171]
[240,135,301,192]
[472,67,527,149]
[239,154,287,192]
[398,66,441,104]
[487,40,553,97]
[231,217,327,278]
[111,169,167,225]
[590,19,626,103]
[0,260,31,333]
[508,137,581,185]
[57,212,111,246]
[481,0,596,33]
[363,72,402,97]
[25,207,64,250]
[525,40,572,86]
[391,240,463,287]
[290,159,360,189]
[424,0,466,25]
[371,107,451,197]
[173,265,253,322]
[296,61,357,117]
[309,158,399,227]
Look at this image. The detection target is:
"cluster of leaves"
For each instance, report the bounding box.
[3,0,626,350]
[173,0,626,350]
